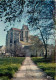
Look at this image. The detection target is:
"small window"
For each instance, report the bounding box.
[10,44,12,47]
[10,39,12,43]
[14,40,16,44]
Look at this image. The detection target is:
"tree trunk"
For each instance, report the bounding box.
[39,29,48,58]
[45,46,47,58]
[45,49,47,58]
[36,50,37,57]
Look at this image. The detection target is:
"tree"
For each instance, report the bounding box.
[0,0,25,30]
[30,36,44,57]
[0,0,55,58]
[9,43,26,57]
[26,0,55,58]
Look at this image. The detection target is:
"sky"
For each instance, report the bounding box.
[0,22,7,46]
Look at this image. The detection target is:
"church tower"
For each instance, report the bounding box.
[21,25,29,42]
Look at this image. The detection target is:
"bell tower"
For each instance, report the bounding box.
[21,25,29,42]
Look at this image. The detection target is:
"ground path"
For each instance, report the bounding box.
[12,57,51,80]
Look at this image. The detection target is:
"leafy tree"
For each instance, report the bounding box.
[0,0,25,30]
[26,0,55,58]
[30,36,44,57]
[0,0,55,58]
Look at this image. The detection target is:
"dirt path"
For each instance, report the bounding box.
[12,57,51,80]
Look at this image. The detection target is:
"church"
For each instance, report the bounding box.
[6,25,30,53]
[6,25,44,57]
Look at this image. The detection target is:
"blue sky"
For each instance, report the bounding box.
[0,22,7,46]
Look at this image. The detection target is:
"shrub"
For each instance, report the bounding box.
[0,76,9,80]
[32,57,56,80]
[0,57,25,79]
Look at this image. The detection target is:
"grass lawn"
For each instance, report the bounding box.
[32,57,56,80]
[0,57,25,80]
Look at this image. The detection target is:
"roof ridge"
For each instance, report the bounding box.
[12,28,21,31]
[12,28,21,29]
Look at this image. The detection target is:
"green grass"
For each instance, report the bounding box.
[32,57,56,80]
[0,57,25,80]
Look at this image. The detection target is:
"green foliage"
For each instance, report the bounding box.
[0,0,25,28]
[32,57,56,80]
[0,57,25,65]
[0,57,25,79]
[0,76,9,80]
[32,57,51,64]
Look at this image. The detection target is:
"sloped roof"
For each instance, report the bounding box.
[20,41,31,46]
[11,28,21,31]
[1,46,6,50]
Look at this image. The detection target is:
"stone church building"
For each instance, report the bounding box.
[6,25,30,54]
[6,25,47,57]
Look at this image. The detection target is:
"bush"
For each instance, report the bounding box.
[32,57,56,80]
[0,57,25,79]
[0,76,9,80]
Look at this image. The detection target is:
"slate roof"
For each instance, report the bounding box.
[11,28,21,31]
